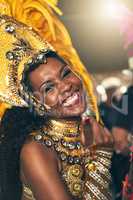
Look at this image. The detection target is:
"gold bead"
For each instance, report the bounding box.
[72,168,80,176]
[87,163,96,171]
[73,183,82,191]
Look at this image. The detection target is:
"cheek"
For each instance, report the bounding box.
[69,74,82,86]
[44,90,59,107]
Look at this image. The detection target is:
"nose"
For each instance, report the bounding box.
[58,80,72,95]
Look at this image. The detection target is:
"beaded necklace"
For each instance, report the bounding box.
[30,119,112,200]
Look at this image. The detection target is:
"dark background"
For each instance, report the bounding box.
[59,0,133,73]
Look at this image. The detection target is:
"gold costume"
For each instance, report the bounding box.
[0,2,112,200]
[22,119,112,200]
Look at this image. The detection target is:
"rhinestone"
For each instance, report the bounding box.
[76,142,81,149]
[5,24,15,33]
[34,134,43,141]
[45,139,52,147]
[42,130,48,135]
[61,139,67,147]
[27,58,33,65]
[74,156,80,164]
[54,144,61,152]
[6,51,14,60]
[68,156,74,164]
[40,105,45,111]
[52,136,59,142]
[41,49,48,53]
[68,142,76,150]
[60,152,67,161]
[37,53,45,61]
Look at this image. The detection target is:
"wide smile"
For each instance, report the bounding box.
[62,91,82,107]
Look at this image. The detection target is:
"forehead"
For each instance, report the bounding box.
[32,57,65,74]
[29,57,66,89]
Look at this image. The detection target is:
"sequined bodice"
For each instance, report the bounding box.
[22,119,113,200]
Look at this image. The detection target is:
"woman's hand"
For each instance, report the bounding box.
[81,117,114,147]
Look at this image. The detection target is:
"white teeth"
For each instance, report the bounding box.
[63,93,79,107]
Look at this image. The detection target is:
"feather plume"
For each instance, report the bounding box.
[0,0,99,121]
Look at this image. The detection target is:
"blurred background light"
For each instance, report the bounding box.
[102,0,132,20]
[59,0,133,73]
[103,0,121,19]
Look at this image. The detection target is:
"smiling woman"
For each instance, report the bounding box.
[26,52,86,118]
[0,15,114,200]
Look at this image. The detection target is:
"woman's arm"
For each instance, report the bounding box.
[20,141,72,200]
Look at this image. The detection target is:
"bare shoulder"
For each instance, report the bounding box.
[20,136,59,187]
[20,137,71,200]
[20,137,58,170]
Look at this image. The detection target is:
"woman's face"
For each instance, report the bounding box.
[29,57,86,118]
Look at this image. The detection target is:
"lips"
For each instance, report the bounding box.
[62,92,80,107]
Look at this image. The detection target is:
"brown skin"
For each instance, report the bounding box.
[20,57,113,200]
[29,57,86,118]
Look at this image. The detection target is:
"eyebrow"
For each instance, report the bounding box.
[39,63,67,90]
[59,63,67,76]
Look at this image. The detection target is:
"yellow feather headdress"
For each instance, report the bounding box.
[0,0,99,121]
[0,15,54,107]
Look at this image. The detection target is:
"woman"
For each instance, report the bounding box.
[0,15,113,200]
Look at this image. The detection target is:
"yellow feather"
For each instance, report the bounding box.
[0,0,100,121]
[24,3,56,39]
[53,15,72,44]
[9,0,18,17]
[41,0,62,15]
[0,0,11,15]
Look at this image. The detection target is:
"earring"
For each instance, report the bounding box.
[31,99,46,116]
[19,84,46,116]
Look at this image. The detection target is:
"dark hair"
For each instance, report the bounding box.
[0,50,66,200]
[0,107,44,200]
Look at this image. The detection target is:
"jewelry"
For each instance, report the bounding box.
[30,119,113,200]
[31,119,84,198]
[0,15,54,108]
[23,184,35,200]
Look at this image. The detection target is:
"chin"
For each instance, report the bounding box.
[62,105,86,118]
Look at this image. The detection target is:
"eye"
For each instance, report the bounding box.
[42,83,54,93]
[62,67,71,79]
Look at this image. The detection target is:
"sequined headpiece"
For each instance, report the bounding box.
[0,15,54,108]
[0,0,100,121]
